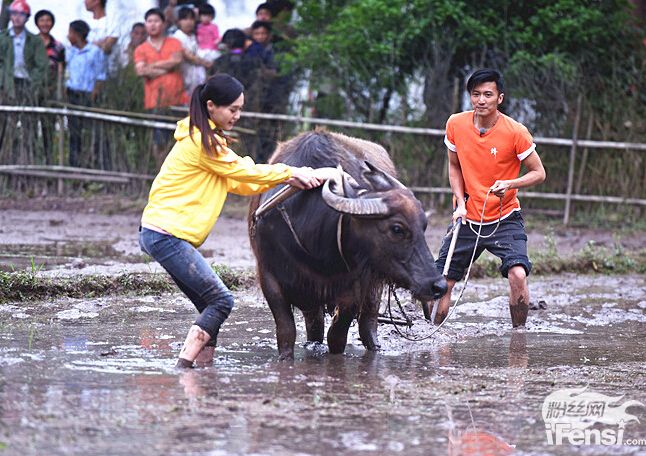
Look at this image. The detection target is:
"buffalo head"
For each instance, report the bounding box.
[322,162,447,301]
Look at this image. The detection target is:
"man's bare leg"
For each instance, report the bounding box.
[176,325,211,368]
[508,266,529,327]
[430,279,456,325]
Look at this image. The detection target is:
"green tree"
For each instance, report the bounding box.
[290,0,645,134]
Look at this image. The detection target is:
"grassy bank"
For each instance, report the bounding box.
[473,240,645,278]
[0,265,255,304]
[0,244,643,304]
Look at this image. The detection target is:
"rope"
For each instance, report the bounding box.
[467,192,503,238]
[277,205,310,254]
[384,189,502,341]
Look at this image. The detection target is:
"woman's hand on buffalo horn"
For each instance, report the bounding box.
[286,167,338,190]
[312,167,342,182]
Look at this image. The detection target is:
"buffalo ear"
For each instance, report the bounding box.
[361,160,406,191]
[360,161,390,191]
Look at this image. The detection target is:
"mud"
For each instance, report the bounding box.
[1,274,645,456]
[1,197,644,276]
[0,199,645,455]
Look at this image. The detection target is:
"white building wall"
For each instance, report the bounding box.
[2,0,258,45]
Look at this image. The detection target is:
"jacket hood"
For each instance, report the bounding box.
[174,117,224,144]
[174,117,192,141]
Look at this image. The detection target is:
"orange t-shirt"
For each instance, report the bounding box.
[134,37,187,109]
[444,111,536,223]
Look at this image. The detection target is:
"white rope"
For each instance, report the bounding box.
[386,189,499,340]
[434,189,498,332]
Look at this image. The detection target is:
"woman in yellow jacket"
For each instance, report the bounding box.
[140,73,329,368]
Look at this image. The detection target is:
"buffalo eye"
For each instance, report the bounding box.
[390,223,406,238]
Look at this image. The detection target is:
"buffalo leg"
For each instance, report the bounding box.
[327,298,355,354]
[303,306,325,343]
[260,272,296,360]
[358,298,380,351]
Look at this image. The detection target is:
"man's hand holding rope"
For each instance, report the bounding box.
[490,179,512,198]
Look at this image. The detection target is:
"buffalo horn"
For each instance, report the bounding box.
[322,179,390,216]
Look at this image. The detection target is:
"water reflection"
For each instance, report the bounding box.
[449,427,514,456]
[138,328,173,351]
[169,331,529,452]
[2,274,645,455]
[63,335,88,352]
[179,369,210,399]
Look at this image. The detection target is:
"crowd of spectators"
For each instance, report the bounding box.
[0,0,296,168]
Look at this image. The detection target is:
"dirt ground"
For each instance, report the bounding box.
[1,196,645,455]
[1,195,643,275]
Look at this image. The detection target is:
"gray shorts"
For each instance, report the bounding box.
[435,210,532,281]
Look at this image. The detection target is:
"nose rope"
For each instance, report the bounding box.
[385,189,502,341]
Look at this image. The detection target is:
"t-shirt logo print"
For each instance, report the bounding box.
[490,147,498,158]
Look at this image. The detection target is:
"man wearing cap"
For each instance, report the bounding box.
[0,0,48,102]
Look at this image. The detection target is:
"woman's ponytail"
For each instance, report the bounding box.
[188,83,216,155]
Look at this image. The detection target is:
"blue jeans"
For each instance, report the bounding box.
[139,227,234,344]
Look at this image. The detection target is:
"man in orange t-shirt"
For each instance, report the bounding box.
[134,8,187,167]
[431,68,546,328]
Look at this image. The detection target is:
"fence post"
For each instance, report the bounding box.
[575,114,594,194]
[57,68,64,195]
[563,95,583,225]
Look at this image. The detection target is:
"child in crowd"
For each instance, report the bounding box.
[65,19,106,167]
[119,22,147,68]
[195,3,220,63]
[255,3,273,22]
[245,20,275,69]
[243,3,273,37]
[173,7,210,98]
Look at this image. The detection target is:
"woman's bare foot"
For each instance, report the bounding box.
[176,325,211,366]
[176,357,194,369]
[194,346,215,368]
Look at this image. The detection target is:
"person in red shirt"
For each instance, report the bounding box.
[134,8,186,168]
[431,68,546,328]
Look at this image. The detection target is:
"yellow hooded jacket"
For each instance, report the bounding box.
[141,117,292,247]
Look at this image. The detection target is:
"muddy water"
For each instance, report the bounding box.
[0,241,131,271]
[1,275,644,455]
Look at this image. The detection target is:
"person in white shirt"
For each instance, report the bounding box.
[84,0,120,76]
[172,7,210,99]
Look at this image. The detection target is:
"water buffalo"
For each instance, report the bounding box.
[248,131,447,359]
